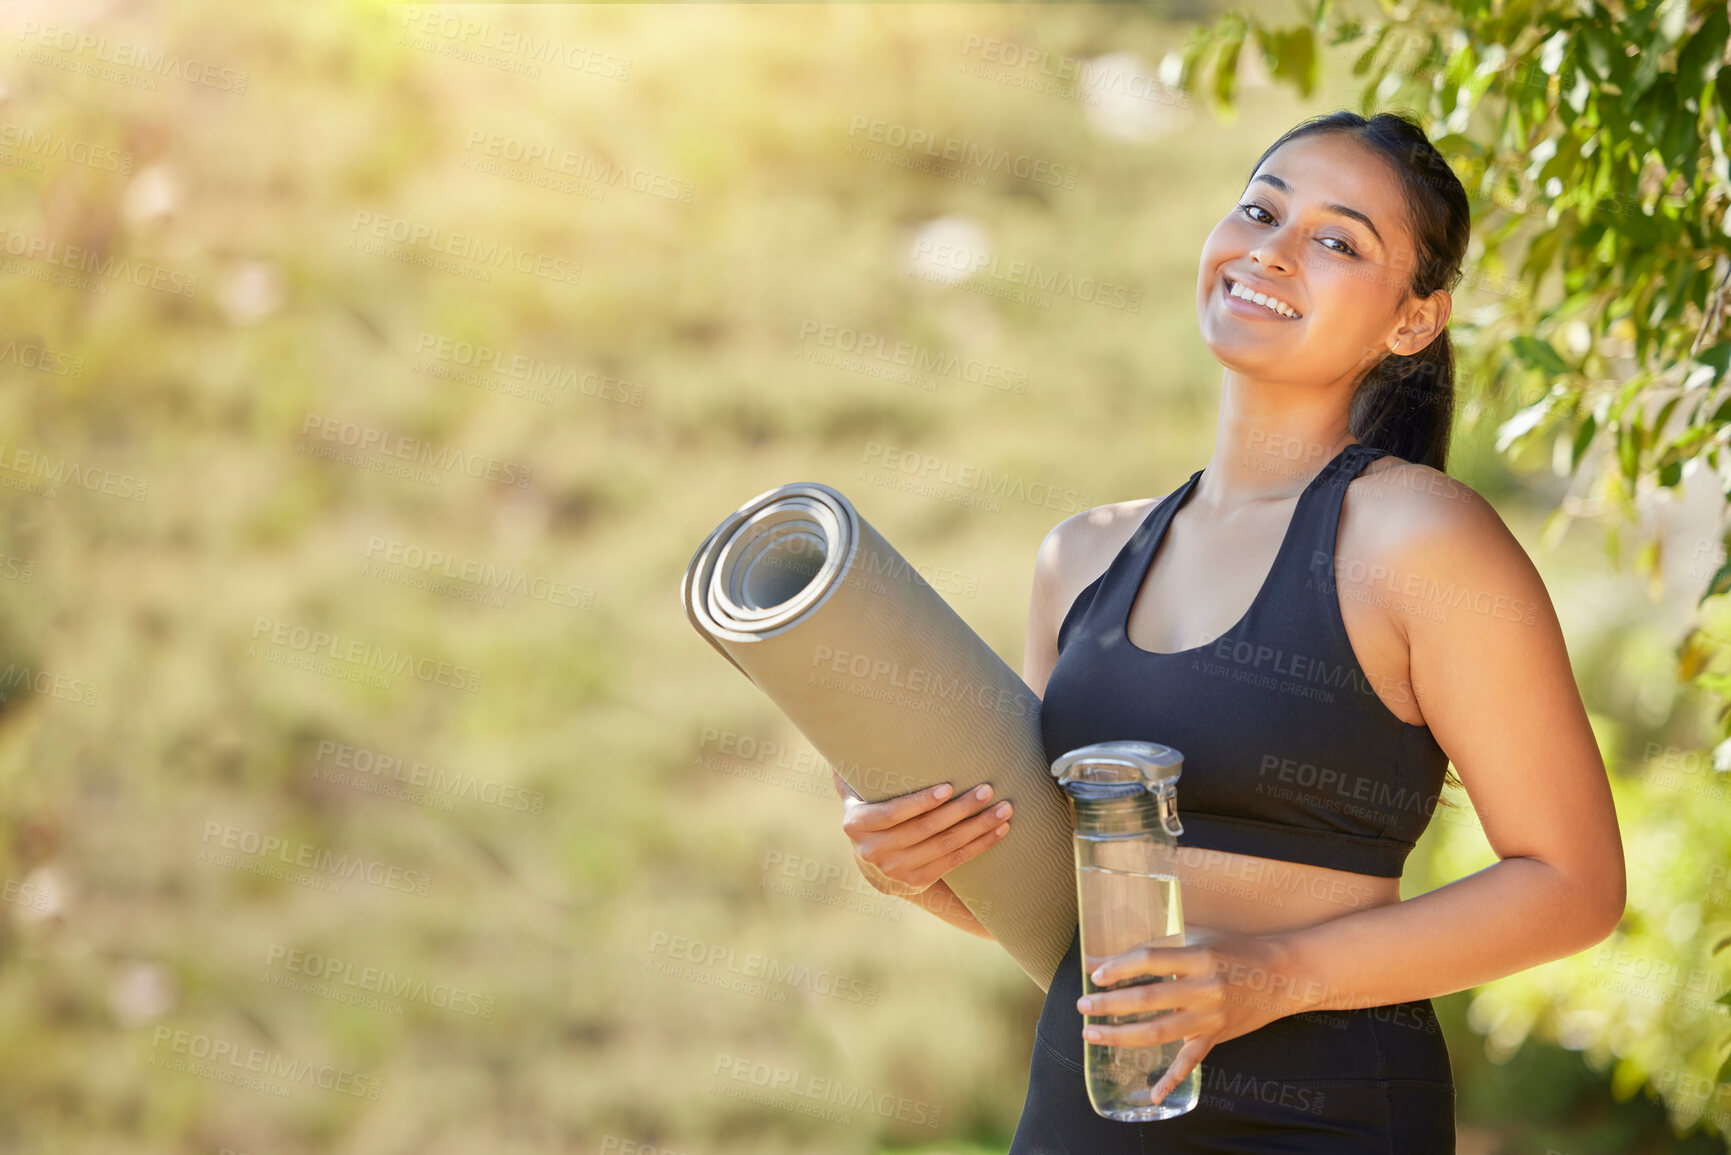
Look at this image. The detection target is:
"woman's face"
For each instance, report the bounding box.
[1195,132,1426,389]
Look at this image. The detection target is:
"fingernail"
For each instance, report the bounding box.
[1090,968,1105,983]
[975,784,991,800]
[1076,997,1092,1012]
[1083,1027,1102,1042]
[933,784,952,799]
[994,803,1011,818]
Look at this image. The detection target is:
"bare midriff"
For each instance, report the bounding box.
[1172,847,1401,937]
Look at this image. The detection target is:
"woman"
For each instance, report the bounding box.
[835,110,1626,1152]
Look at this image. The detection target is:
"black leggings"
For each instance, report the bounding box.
[1009,926,1456,1154]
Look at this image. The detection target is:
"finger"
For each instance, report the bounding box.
[892,814,1012,890]
[853,782,1003,850]
[907,795,1014,860]
[1089,945,1215,987]
[894,783,1008,846]
[1078,974,1217,1018]
[1083,1008,1211,1050]
[1148,1036,1213,1106]
[841,782,956,834]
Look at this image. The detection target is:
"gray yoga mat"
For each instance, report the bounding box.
[680,481,1077,992]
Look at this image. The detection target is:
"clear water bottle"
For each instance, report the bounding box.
[1050,740,1199,1121]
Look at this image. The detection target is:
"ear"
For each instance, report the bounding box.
[1392,289,1452,356]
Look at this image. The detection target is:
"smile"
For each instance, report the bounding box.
[1223,274,1302,319]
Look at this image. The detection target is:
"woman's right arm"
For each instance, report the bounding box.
[829,513,1088,940]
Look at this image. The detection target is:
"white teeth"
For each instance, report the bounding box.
[1228,279,1298,318]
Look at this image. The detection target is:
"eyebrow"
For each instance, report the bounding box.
[1250,173,1385,250]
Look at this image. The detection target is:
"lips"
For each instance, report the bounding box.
[1222,273,1302,320]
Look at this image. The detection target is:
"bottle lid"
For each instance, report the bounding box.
[1050,740,1184,793]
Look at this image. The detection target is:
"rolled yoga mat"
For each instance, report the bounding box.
[680,481,1077,992]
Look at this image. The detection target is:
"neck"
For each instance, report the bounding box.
[1197,373,1358,504]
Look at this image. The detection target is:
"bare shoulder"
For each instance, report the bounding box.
[1348,454,1518,552]
[1035,498,1161,597]
[1344,453,1550,625]
[1022,497,1160,692]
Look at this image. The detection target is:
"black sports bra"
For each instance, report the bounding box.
[1039,442,1450,879]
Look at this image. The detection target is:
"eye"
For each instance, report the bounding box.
[1236,202,1360,258]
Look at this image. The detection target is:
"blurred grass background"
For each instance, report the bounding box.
[0,0,1726,1152]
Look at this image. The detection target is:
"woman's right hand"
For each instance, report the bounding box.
[833,772,1013,898]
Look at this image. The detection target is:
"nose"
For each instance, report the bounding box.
[1248,242,1290,275]
[1247,228,1294,274]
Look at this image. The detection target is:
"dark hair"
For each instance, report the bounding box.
[1245,110,1471,473]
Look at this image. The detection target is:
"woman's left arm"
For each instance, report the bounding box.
[1080,475,1627,1100]
[1264,477,1627,1006]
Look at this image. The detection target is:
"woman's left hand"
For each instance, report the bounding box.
[1074,926,1305,1106]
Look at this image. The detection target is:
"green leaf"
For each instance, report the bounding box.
[1282,26,1317,97]
[1678,4,1729,91]
[1699,341,1731,385]
[1511,335,1572,375]
[1213,29,1244,111]
[1618,420,1640,481]
[1570,413,1598,470]
[1496,391,1559,452]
